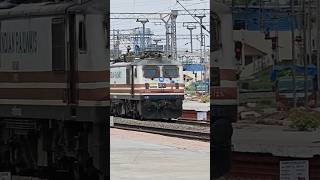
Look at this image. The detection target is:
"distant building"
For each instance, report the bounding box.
[234,30,296,78]
[232,6,297,31]
[238,42,270,78]
[183,64,206,82]
[232,5,318,78]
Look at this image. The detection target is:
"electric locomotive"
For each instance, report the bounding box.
[110,51,184,120]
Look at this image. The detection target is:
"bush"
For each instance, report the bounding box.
[188,91,196,96]
[288,108,320,131]
[200,95,210,103]
[185,84,196,91]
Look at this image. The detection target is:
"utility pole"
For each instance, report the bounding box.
[195,14,206,82]
[291,0,297,108]
[113,29,116,59]
[203,34,206,61]
[275,0,280,66]
[302,0,308,107]
[136,18,149,52]
[317,0,320,106]
[161,18,170,56]
[194,14,206,61]
[153,39,161,51]
[203,34,207,81]
[171,10,178,60]
[307,0,313,65]
[186,25,196,53]
[112,29,120,59]
[160,15,170,56]
[160,11,178,59]
[116,30,120,58]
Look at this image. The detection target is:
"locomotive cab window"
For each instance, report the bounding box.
[163,65,179,78]
[78,20,87,52]
[52,18,66,71]
[143,65,160,79]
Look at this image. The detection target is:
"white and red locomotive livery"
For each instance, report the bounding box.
[211,2,238,122]
[0,1,108,179]
[211,2,239,178]
[110,52,184,120]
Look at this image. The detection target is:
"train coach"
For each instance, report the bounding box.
[211,2,238,121]
[211,1,239,179]
[110,51,184,120]
[0,0,108,179]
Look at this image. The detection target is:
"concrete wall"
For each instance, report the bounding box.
[233,30,298,62]
[233,30,302,78]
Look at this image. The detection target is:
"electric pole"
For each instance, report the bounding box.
[195,14,206,82]
[153,39,161,51]
[171,10,178,60]
[317,0,320,106]
[160,14,170,56]
[291,0,297,108]
[136,18,149,52]
[113,29,116,59]
[194,14,206,61]
[302,0,308,107]
[186,25,196,53]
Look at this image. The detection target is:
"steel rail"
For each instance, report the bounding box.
[174,119,210,127]
[112,122,209,142]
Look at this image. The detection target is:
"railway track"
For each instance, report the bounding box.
[239,90,275,104]
[112,119,210,142]
[175,119,210,127]
[111,115,210,126]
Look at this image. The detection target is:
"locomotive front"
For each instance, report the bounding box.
[111,52,184,120]
[138,57,184,119]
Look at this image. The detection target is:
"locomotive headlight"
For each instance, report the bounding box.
[175,83,179,89]
[145,83,150,89]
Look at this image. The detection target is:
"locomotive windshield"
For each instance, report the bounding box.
[163,65,179,78]
[143,65,160,78]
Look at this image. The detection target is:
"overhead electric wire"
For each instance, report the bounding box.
[176,0,209,33]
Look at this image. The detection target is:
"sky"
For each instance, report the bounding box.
[110,0,210,54]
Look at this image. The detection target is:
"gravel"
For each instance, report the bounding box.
[113,117,210,133]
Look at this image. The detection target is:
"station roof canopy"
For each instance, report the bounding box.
[183,64,204,72]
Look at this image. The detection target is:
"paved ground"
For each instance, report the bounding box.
[110,128,210,180]
[233,123,320,157]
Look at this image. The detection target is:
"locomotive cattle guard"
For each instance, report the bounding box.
[110,51,184,120]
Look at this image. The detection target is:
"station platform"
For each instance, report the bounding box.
[181,101,210,121]
[230,123,320,179]
[183,100,210,112]
[110,128,209,180]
